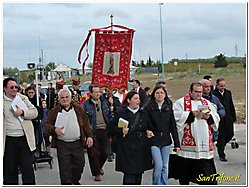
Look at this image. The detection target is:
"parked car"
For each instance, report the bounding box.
[79,81,91,96]
[79,81,133,96]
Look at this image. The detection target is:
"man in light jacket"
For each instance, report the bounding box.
[3,77,38,185]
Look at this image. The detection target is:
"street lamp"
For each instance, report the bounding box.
[159,3,165,81]
[36,63,44,106]
[37,62,44,81]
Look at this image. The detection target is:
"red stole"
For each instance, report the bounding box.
[182,94,214,151]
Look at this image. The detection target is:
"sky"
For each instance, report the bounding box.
[2,2,247,70]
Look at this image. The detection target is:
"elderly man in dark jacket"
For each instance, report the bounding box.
[212,78,237,162]
[45,88,93,184]
[81,84,112,181]
[200,79,225,142]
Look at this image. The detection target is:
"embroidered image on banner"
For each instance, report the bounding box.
[102,52,120,76]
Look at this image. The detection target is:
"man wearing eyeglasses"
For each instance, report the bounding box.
[81,84,112,181]
[3,77,38,185]
[169,82,220,185]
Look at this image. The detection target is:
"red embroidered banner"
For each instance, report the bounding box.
[78,25,135,90]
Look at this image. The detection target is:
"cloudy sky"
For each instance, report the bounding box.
[3,2,247,70]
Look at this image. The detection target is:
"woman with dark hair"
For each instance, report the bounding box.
[108,90,153,185]
[145,85,180,185]
[26,86,43,151]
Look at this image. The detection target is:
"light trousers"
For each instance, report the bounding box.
[151,145,171,185]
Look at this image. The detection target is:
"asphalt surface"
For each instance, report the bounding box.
[25,124,247,186]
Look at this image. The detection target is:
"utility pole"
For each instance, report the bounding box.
[235,44,238,57]
[159,3,165,81]
[139,49,142,67]
[41,49,45,81]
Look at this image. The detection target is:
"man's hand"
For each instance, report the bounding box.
[13,105,24,117]
[202,113,210,120]
[85,137,93,148]
[192,110,201,118]
[55,127,64,136]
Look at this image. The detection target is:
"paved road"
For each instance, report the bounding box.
[30,124,246,186]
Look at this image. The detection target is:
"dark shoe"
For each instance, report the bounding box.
[72,181,81,185]
[107,158,113,162]
[94,175,101,181]
[220,157,227,162]
[100,169,104,175]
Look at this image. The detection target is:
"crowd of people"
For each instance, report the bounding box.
[3,75,237,185]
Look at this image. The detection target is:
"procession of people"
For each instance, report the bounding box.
[3,75,239,185]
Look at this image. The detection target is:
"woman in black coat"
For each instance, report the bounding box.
[108,90,153,185]
[26,85,43,148]
[145,85,180,185]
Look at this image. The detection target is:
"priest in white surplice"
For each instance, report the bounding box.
[169,82,220,185]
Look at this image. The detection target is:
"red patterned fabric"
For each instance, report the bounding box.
[201,98,214,151]
[78,25,135,90]
[182,94,214,151]
[183,94,196,147]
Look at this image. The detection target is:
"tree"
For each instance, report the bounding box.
[147,56,153,67]
[3,67,19,77]
[214,53,228,68]
[45,62,56,71]
[132,60,137,66]
[141,60,145,67]
[156,60,161,76]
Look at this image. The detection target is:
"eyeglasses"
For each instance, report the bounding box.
[96,103,100,112]
[28,92,35,94]
[10,86,19,89]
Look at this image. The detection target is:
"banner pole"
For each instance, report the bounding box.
[110,15,113,32]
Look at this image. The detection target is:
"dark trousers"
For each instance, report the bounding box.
[217,119,234,158]
[217,126,232,158]
[87,129,108,176]
[217,135,226,158]
[56,139,85,185]
[108,137,114,160]
[123,173,142,185]
[3,136,35,185]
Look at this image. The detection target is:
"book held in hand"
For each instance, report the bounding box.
[11,95,28,122]
[55,112,69,133]
[197,105,210,113]
[118,118,129,128]
[196,105,210,119]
